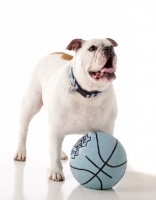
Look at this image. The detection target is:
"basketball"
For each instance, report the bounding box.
[70,132,127,190]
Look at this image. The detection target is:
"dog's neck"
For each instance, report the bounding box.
[69,66,104,98]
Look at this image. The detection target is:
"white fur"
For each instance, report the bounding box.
[14,39,118,182]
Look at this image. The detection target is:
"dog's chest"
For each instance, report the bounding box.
[66,103,107,133]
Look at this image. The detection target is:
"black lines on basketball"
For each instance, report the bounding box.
[95,132,127,168]
[85,156,112,178]
[80,135,119,189]
[106,161,127,168]
[95,131,118,164]
[104,136,118,163]
[70,165,103,189]
[95,132,106,163]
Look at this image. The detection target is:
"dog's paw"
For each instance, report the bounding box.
[61,150,68,160]
[48,168,65,182]
[14,147,26,161]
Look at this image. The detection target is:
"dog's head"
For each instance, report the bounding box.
[66,38,118,92]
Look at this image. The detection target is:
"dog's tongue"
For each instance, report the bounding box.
[100,68,115,73]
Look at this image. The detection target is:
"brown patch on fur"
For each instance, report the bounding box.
[52,52,73,61]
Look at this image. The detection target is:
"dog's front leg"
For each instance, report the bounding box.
[48,128,66,182]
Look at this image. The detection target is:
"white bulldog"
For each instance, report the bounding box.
[14,38,118,182]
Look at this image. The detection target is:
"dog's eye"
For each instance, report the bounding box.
[88,46,97,51]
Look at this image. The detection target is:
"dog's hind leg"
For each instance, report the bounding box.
[61,150,68,160]
[14,80,43,161]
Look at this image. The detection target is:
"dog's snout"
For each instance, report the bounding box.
[103,46,115,59]
[103,46,113,51]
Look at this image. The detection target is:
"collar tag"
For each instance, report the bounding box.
[68,87,75,94]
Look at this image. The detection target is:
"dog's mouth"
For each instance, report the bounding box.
[89,57,116,81]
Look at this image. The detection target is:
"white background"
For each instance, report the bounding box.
[0,0,156,175]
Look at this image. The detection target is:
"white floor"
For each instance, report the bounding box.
[0,155,156,200]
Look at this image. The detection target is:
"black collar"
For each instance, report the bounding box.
[69,67,104,98]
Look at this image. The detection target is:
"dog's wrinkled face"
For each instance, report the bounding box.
[66,38,118,91]
[82,39,117,82]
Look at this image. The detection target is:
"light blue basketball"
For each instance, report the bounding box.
[70,132,127,190]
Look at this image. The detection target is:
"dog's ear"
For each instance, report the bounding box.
[106,38,118,47]
[66,39,83,51]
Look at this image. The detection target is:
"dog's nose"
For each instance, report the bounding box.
[103,46,113,51]
[103,46,115,58]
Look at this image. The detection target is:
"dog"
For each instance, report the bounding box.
[14,38,118,182]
